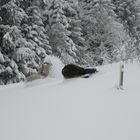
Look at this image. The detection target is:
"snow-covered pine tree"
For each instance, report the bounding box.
[0,0,51,84]
[0,25,26,84]
[63,0,84,46]
[0,2,31,84]
[18,0,52,77]
[62,0,87,65]
[80,0,128,64]
[26,5,52,55]
[18,0,46,10]
[111,0,138,37]
[0,1,29,84]
[47,0,78,64]
[112,0,140,60]
[0,0,27,26]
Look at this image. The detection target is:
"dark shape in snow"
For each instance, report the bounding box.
[62,64,98,79]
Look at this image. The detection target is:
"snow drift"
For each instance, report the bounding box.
[0,62,140,140]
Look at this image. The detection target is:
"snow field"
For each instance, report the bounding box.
[0,62,140,140]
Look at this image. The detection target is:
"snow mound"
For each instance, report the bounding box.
[44,55,64,79]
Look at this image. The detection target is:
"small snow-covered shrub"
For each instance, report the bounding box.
[44,55,64,79]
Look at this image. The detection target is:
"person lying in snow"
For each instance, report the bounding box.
[62,64,98,78]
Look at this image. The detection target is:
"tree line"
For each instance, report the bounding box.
[0,0,140,84]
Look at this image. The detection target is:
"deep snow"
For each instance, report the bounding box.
[0,62,140,140]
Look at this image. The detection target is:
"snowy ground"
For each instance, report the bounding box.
[0,62,140,140]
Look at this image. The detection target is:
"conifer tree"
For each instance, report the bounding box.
[80,0,127,64]
[111,0,139,37]
[112,0,140,59]
[0,0,52,84]
[62,0,86,64]
[0,25,26,84]
[47,0,78,64]
[0,1,28,84]
[19,0,52,76]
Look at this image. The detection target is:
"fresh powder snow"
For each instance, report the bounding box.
[0,62,140,140]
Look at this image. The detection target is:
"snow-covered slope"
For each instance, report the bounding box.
[0,63,140,140]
